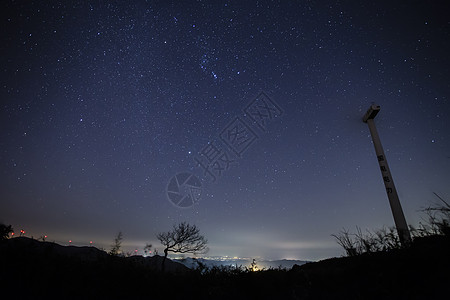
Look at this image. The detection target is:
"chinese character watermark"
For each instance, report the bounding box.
[219,117,258,157]
[165,91,283,208]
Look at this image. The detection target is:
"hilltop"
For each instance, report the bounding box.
[0,235,449,299]
[0,236,189,272]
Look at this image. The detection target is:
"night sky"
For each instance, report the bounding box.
[1,1,449,261]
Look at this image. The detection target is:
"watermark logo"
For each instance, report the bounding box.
[166,173,202,209]
[165,91,283,208]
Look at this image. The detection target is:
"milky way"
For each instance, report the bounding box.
[1,1,449,260]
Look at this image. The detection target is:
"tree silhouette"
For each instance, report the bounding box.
[157,222,208,272]
[250,258,259,272]
[0,223,13,241]
[109,231,123,256]
[144,243,152,256]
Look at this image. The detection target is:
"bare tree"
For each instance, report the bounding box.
[109,231,123,256]
[0,223,13,241]
[157,222,208,272]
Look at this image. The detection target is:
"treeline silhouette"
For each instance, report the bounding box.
[1,197,449,300]
[1,233,449,299]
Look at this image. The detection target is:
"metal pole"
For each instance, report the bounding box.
[364,106,411,246]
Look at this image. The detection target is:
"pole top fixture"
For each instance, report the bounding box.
[363,104,380,123]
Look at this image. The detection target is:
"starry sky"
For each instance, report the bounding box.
[1,1,449,261]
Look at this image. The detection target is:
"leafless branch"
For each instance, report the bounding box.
[157,222,208,255]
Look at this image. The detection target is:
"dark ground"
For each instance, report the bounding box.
[1,235,449,299]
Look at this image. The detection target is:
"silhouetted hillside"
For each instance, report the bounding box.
[290,235,449,299]
[1,235,449,299]
[0,236,108,261]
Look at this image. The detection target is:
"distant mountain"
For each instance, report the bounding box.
[174,257,310,270]
[259,259,310,269]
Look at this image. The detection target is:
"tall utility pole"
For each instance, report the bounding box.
[363,105,412,246]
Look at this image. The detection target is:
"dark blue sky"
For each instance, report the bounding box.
[1,0,449,260]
